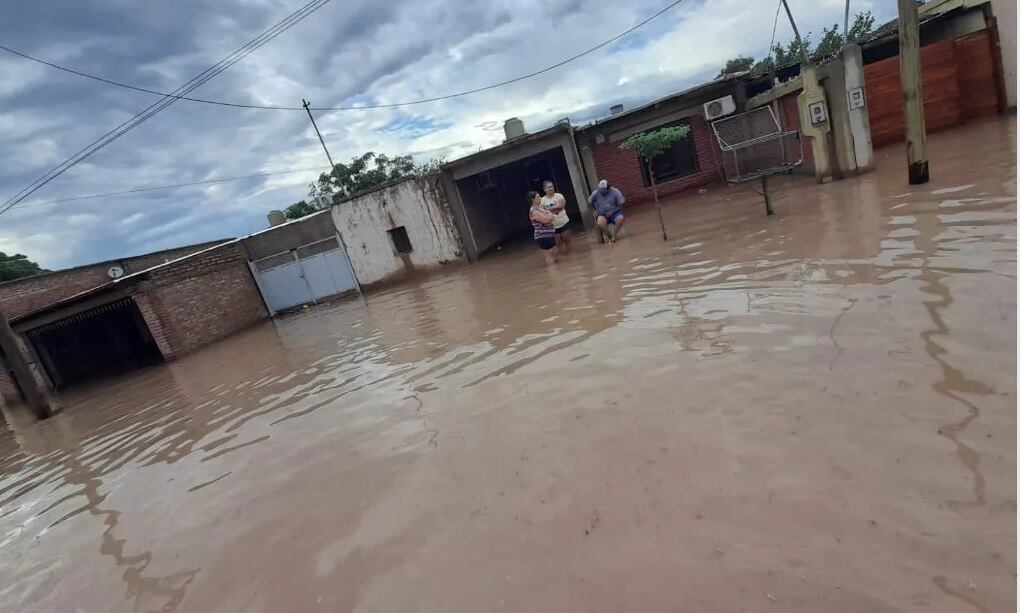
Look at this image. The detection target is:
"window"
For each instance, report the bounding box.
[388,226,413,254]
[638,120,699,186]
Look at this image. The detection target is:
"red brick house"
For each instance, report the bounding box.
[0,240,268,404]
[573,75,749,208]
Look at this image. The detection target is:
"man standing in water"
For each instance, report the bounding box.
[588,180,626,243]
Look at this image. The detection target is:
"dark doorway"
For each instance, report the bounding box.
[455,146,583,256]
[26,298,163,389]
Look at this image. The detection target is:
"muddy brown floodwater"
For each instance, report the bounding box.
[1,118,1016,612]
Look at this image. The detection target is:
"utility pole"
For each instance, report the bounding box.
[0,308,53,419]
[897,0,929,184]
[844,0,851,41]
[302,99,335,169]
[780,0,810,65]
[782,0,834,182]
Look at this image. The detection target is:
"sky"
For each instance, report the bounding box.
[0,0,896,270]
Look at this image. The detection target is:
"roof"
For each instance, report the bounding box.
[0,238,232,289]
[862,0,989,45]
[574,72,747,134]
[10,239,243,325]
[9,278,126,325]
[441,123,572,169]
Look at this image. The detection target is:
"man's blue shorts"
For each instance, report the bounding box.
[603,209,624,225]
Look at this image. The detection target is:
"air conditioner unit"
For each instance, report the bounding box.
[475,170,497,190]
[703,95,736,121]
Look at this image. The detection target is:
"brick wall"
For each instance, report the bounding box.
[589,115,726,207]
[864,29,1001,147]
[133,242,267,359]
[0,240,226,321]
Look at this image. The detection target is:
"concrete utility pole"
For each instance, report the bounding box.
[780,0,810,65]
[302,99,336,169]
[897,0,930,184]
[0,308,53,419]
[844,0,852,41]
[782,0,834,182]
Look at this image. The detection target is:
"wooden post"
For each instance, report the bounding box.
[897,0,930,184]
[0,308,53,420]
[646,160,668,241]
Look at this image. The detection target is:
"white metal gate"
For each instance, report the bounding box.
[250,237,359,315]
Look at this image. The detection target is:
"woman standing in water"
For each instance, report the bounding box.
[541,180,570,253]
[528,191,558,264]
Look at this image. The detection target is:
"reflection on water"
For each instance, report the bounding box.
[1,118,1016,612]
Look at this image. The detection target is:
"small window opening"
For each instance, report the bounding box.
[388,226,413,254]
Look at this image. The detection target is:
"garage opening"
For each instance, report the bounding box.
[455,146,583,256]
[26,297,163,389]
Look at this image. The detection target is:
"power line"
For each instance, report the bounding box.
[1,0,330,213]
[0,0,686,113]
[10,167,328,209]
[0,0,333,216]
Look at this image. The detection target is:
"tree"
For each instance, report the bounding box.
[308,151,446,205]
[618,126,691,241]
[813,12,876,59]
[716,11,876,76]
[717,55,755,78]
[0,252,46,281]
[308,151,413,204]
[283,200,316,220]
[412,156,446,176]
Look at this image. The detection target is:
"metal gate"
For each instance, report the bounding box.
[250,237,359,315]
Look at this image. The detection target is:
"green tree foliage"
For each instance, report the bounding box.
[288,152,445,220]
[308,152,411,203]
[619,126,692,241]
[0,252,46,281]
[412,156,446,176]
[813,12,876,59]
[283,200,316,220]
[716,55,756,78]
[306,151,446,206]
[620,126,691,162]
[717,11,876,76]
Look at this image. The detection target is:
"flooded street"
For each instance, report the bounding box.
[1,118,1015,612]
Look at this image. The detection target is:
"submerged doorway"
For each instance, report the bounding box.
[26,297,163,389]
[454,146,584,256]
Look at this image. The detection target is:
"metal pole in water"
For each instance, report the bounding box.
[762,175,774,216]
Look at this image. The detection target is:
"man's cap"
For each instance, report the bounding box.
[598,180,608,189]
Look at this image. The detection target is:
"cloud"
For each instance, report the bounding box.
[0,0,896,269]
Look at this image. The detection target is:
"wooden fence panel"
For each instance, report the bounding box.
[955,29,1002,117]
[864,38,962,147]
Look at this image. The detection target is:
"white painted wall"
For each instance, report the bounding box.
[331,176,465,288]
[990,0,1016,107]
